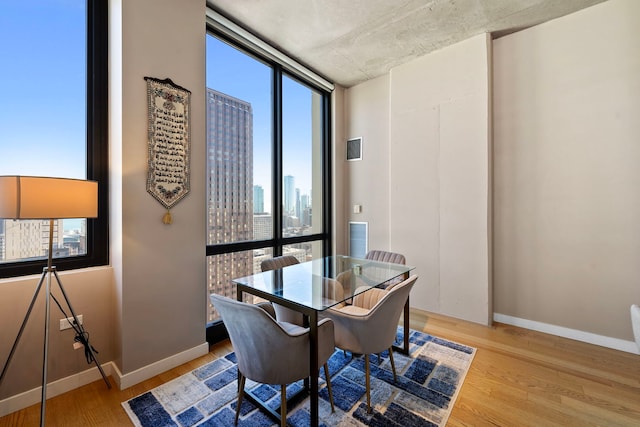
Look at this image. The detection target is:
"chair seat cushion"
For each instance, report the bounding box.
[278,321,307,335]
[334,304,369,316]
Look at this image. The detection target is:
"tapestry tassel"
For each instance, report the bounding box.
[162,209,172,225]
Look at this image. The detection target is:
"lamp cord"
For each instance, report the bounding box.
[51,293,100,365]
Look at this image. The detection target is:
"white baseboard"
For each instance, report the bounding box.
[493,313,639,355]
[0,342,209,418]
[112,342,209,390]
[0,363,114,418]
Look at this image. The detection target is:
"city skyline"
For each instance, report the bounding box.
[206,35,317,208]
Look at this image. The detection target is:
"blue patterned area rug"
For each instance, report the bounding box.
[122,329,475,427]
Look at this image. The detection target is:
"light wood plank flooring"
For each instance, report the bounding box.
[1,309,639,426]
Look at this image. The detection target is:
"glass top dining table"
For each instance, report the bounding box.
[231,255,414,427]
[232,255,414,312]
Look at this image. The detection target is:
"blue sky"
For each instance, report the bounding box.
[0,1,87,179]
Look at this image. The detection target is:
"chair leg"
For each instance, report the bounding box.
[365,354,371,413]
[235,372,246,426]
[324,363,335,413]
[280,384,287,427]
[388,347,397,382]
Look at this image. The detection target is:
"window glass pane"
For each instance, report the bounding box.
[282,76,324,237]
[283,241,324,263]
[207,251,263,322]
[0,1,88,264]
[205,31,329,326]
[206,35,273,244]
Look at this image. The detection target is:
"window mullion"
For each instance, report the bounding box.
[273,65,283,256]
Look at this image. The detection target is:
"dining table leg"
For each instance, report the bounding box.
[309,310,319,426]
[392,296,410,355]
[236,289,243,395]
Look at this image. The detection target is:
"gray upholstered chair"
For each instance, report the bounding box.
[260,255,301,271]
[322,274,418,413]
[365,249,406,265]
[210,294,335,426]
[364,249,407,290]
[631,304,640,351]
[261,255,304,325]
[261,256,346,326]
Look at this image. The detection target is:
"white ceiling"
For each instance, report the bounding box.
[208,0,606,88]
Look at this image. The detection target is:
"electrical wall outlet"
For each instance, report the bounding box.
[59,315,83,331]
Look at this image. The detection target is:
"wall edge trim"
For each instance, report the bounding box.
[0,362,114,417]
[494,313,639,355]
[114,342,209,390]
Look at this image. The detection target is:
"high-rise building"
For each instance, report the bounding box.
[1,219,65,262]
[300,194,310,226]
[295,188,301,219]
[253,185,264,213]
[253,213,272,241]
[206,88,254,319]
[284,175,295,215]
[0,220,5,261]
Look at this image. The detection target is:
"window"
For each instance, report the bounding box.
[0,0,108,277]
[205,22,332,330]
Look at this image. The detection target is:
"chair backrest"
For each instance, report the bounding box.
[261,255,300,272]
[210,293,317,384]
[334,275,417,355]
[260,255,304,324]
[366,275,416,348]
[365,250,406,265]
[365,250,407,290]
[631,304,640,351]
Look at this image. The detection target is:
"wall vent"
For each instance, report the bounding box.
[346,137,362,161]
[349,221,368,258]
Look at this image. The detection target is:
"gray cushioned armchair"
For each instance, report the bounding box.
[261,255,303,325]
[321,274,418,413]
[260,255,345,325]
[632,304,640,351]
[210,293,335,426]
[365,249,407,290]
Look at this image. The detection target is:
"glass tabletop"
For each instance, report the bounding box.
[232,255,414,311]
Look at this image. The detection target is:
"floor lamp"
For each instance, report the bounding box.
[0,176,111,426]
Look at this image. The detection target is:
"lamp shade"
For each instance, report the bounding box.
[0,176,98,219]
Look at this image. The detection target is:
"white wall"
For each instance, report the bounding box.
[112,0,208,376]
[332,86,348,256]
[388,34,491,325]
[493,0,640,345]
[344,34,492,325]
[343,76,391,253]
[0,267,115,402]
[341,0,639,349]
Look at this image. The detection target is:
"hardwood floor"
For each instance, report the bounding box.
[1,309,639,426]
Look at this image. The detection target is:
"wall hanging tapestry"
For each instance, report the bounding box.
[145,77,191,224]
[123,328,476,426]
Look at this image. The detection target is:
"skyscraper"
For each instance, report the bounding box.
[253,185,264,213]
[0,220,5,261]
[301,194,310,226]
[1,220,65,261]
[206,88,253,319]
[284,175,295,215]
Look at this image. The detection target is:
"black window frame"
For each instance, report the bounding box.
[0,0,109,279]
[205,28,333,343]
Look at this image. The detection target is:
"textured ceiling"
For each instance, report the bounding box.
[208,0,606,88]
